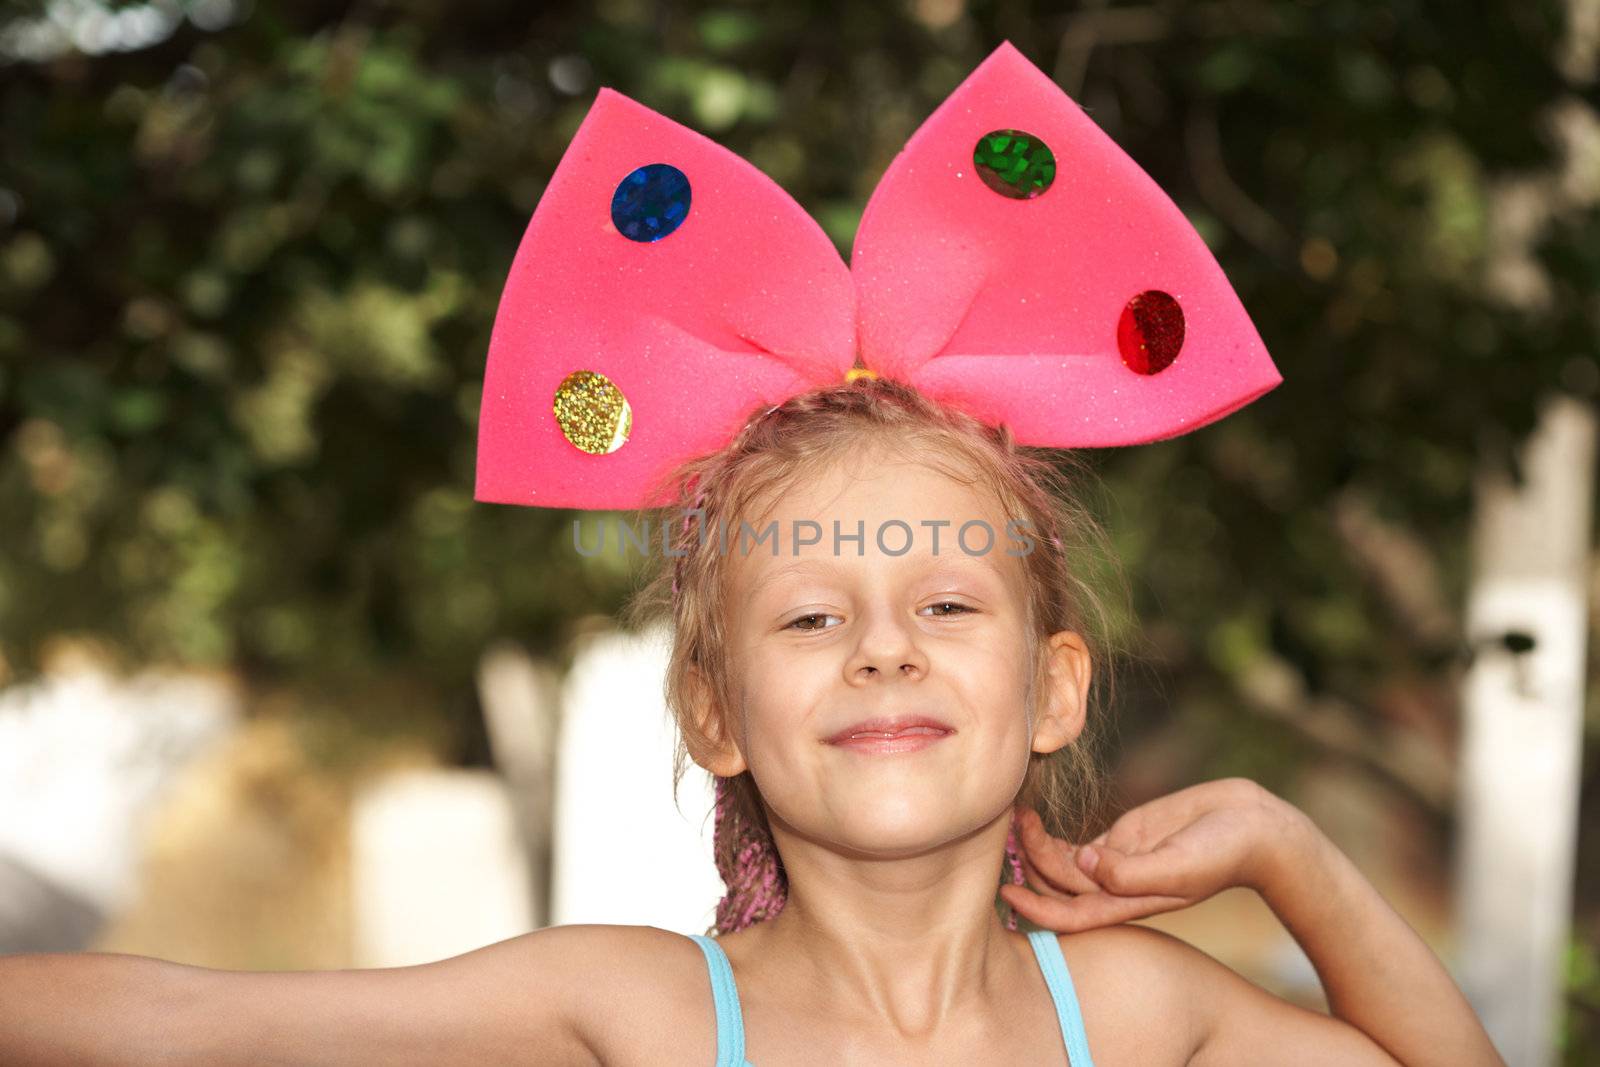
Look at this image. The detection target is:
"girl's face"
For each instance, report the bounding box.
[705,449,1088,858]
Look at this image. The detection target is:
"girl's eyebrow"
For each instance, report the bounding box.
[750,557,836,592]
[921,555,1012,592]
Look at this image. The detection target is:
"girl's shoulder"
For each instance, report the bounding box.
[539,923,722,1065]
[1047,922,1213,1064]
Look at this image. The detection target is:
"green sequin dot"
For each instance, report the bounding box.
[972,129,1056,200]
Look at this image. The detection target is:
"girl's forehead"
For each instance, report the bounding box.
[739,549,1018,596]
[725,473,1029,600]
[711,448,1034,604]
[754,452,1001,519]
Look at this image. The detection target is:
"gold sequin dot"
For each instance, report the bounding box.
[553,370,632,455]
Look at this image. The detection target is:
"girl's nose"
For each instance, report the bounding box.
[844,608,928,682]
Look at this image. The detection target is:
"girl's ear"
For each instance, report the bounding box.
[1030,630,1092,755]
[686,665,749,777]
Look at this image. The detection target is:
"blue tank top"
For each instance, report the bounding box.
[687,928,1095,1065]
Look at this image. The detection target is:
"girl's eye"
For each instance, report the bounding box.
[785,603,972,631]
[787,613,840,632]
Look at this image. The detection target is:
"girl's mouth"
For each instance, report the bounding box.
[826,724,953,754]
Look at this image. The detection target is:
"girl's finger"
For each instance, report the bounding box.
[1087,841,1199,898]
[1024,841,1101,897]
[1019,844,1075,901]
[1000,883,1154,931]
[999,884,1190,933]
[1017,838,1081,895]
[1016,809,1101,895]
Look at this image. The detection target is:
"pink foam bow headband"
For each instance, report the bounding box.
[474,40,1281,510]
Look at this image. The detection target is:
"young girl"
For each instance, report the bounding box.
[0,375,1504,1066]
[0,41,1503,1067]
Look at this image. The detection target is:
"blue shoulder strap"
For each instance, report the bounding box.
[1027,929,1096,1066]
[688,934,749,1066]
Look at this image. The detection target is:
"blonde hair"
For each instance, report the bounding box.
[622,375,1130,934]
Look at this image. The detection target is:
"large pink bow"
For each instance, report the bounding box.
[475,40,1281,510]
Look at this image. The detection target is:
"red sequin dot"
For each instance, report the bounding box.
[1117,290,1185,375]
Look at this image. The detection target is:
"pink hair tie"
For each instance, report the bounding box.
[669,477,708,602]
[1003,810,1028,931]
[711,774,788,935]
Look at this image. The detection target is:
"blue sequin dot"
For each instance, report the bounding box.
[611,163,692,242]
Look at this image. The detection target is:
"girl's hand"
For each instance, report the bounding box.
[1000,777,1309,932]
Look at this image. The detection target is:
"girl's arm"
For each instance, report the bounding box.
[1187,803,1504,1067]
[1006,779,1506,1067]
[0,924,614,1066]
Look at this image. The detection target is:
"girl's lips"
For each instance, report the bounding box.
[827,729,952,754]
[824,716,954,744]
[824,720,954,754]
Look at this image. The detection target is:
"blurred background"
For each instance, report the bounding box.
[1,0,1597,1063]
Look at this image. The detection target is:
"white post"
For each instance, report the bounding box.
[549,621,724,932]
[0,659,238,952]
[477,642,561,928]
[1455,393,1597,1065]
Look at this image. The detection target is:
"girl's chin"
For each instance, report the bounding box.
[824,812,989,853]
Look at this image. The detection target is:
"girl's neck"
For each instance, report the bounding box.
[729,813,1025,1018]
[729,898,1028,1030]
